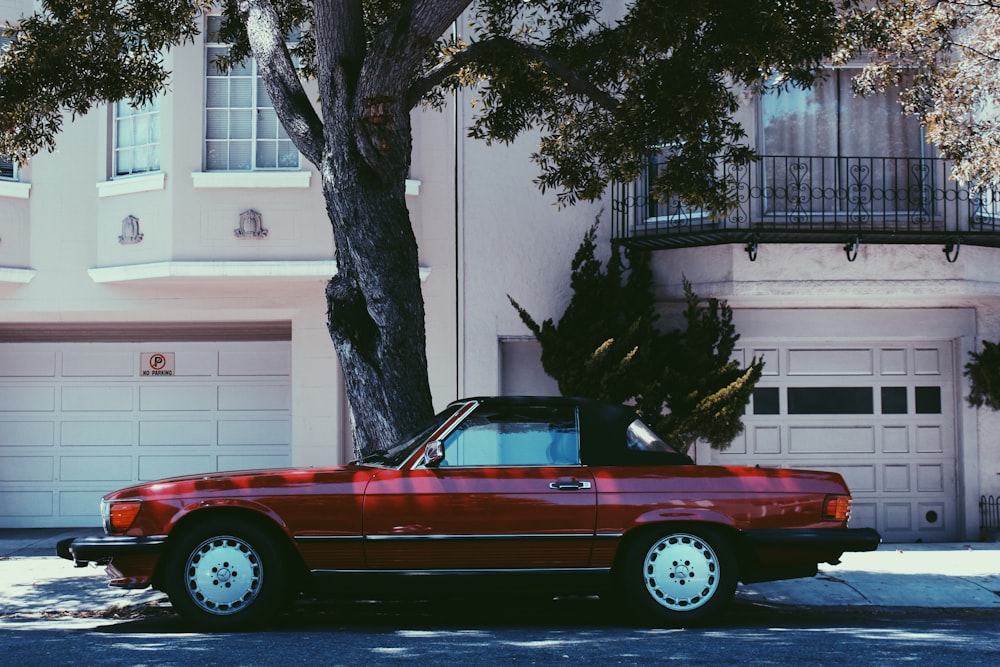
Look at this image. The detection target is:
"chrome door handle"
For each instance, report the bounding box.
[549,480,592,490]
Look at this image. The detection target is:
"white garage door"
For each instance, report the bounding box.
[0,338,291,528]
[714,341,958,543]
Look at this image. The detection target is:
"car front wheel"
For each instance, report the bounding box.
[621,527,737,627]
[162,517,290,629]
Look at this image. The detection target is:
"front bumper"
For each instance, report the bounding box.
[56,534,167,567]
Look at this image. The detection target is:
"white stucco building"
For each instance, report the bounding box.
[0,3,997,542]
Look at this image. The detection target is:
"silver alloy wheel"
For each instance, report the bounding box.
[184,535,263,615]
[642,533,721,612]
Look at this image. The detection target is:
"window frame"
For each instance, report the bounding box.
[112,97,161,178]
[438,405,582,468]
[203,15,300,172]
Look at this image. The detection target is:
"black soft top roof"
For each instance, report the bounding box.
[456,396,692,466]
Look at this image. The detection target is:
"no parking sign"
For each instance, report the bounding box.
[141,352,175,377]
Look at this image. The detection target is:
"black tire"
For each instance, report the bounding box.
[161,517,292,630]
[620,526,737,627]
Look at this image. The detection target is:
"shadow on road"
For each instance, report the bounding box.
[88,595,1000,635]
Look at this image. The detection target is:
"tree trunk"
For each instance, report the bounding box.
[321,143,434,457]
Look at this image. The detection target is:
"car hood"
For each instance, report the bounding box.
[102,463,374,501]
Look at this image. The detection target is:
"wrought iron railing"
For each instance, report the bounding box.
[982,495,1000,540]
[612,155,1000,254]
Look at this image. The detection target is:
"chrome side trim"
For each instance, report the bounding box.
[295,533,622,542]
[294,535,364,542]
[309,566,612,575]
[364,533,620,542]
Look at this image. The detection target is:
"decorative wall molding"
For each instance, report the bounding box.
[86,260,432,283]
[235,209,268,239]
[88,260,338,283]
[118,215,144,245]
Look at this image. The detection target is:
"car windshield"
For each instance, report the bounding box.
[626,419,683,455]
[356,404,463,468]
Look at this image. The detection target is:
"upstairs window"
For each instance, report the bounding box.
[113,97,161,177]
[204,15,299,171]
[0,37,17,181]
[759,68,930,218]
[0,156,16,181]
[761,68,923,160]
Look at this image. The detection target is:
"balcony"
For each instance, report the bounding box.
[612,155,1000,259]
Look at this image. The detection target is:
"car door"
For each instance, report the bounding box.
[362,403,597,570]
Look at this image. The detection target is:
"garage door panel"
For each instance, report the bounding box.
[61,456,132,482]
[0,421,54,447]
[787,348,874,375]
[0,349,56,377]
[219,348,290,376]
[0,491,53,517]
[0,457,53,481]
[139,420,214,446]
[915,426,944,453]
[916,464,946,492]
[752,426,780,454]
[819,464,876,494]
[139,455,214,481]
[883,465,911,492]
[850,501,878,529]
[59,491,104,517]
[788,426,875,454]
[140,385,214,411]
[219,420,290,446]
[0,386,55,412]
[62,350,134,377]
[218,384,290,411]
[754,349,780,376]
[173,350,216,377]
[61,421,133,446]
[880,348,907,375]
[881,426,909,453]
[914,348,941,375]
[62,386,133,412]
[885,503,913,531]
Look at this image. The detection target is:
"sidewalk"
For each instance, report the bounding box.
[1,529,998,620]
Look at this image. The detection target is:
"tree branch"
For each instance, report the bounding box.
[407,36,622,116]
[237,0,324,166]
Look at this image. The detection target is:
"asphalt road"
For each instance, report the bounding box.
[1,598,998,666]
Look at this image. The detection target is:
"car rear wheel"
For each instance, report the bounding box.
[162,517,291,629]
[621,527,737,627]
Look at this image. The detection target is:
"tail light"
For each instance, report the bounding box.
[822,494,851,522]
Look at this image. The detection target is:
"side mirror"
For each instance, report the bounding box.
[422,440,445,468]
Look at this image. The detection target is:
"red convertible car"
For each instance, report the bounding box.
[58,396,879,629]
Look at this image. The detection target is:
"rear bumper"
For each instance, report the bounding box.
[56,534,167,566]
[740,527,882,553]
[737,527,881,584]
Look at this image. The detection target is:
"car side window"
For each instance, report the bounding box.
[439,406,580,467]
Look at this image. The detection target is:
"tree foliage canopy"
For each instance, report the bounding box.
[1,0,848,208]
[841,0,1000,188]
[0,1,844,451]
[511,224,764,454]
